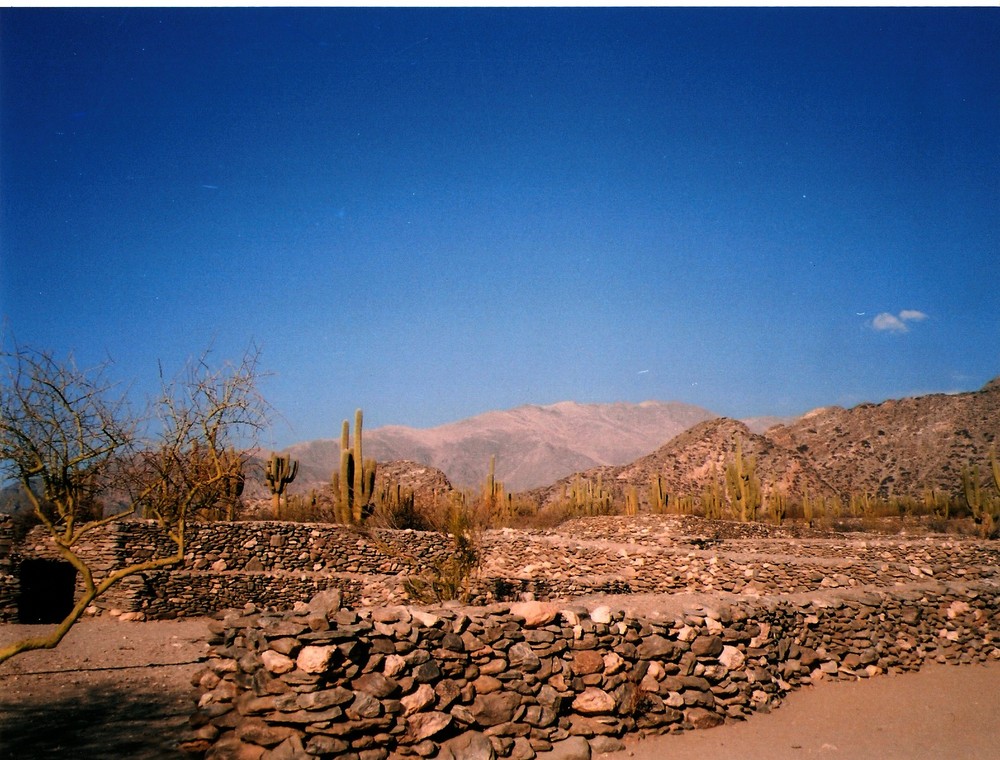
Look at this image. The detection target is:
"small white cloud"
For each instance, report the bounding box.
[872,309,929,333]
[872,313,907,332]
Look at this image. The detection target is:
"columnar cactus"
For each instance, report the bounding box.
[332,409,376,524]
[625,485,639,517]
[264,452,298,519]
[725,439,761,522]
[963,453,1000,538]
[649,475,669,514]
[566,474,612,516]
[701,467,724,520]
[483,455,508,523]
[766,489,787,525]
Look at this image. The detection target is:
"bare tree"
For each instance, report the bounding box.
[0,344,268,664]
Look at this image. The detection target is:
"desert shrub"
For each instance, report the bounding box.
[401,497,481,603]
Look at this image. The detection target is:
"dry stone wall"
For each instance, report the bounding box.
[14,521,459,617]
[9,515,1000,621]
[185,580,1000,760]
[0,515,15,622]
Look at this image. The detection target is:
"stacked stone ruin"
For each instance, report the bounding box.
[0,515,15,621]
[5,514,1000,758]
[186,582,1000,759]
[10,515,999,619]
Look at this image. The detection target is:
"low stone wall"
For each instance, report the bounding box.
[10,516,1000,620]
[15,521,458,616]
[0,515,15,622]
[185,580,1000,759]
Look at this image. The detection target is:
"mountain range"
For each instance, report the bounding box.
[4,380,997,518]
[285,379,999,503]
[286,400,724,492]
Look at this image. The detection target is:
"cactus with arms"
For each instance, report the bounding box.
[265,452,298,519]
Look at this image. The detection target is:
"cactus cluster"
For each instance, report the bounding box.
[564,474,613,517]
[331,409,377,525]
[962,453,1000,538]
[482,455,513,524]
[264,452,298,519]
[701,466,724,520]
[765,489,787,525]
[725,439,761,522]
[649,475,669,514]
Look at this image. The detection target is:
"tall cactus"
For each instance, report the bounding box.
[963,454,1000,538]
[482,455,508,523]
[765,490,787,525]
[725,439,761,522]
[649,475,669,514]
[701,465,724,520]
[332,409,376,524]
[265,452,298,519]
[564,474,612,517]
[625,485,639,517]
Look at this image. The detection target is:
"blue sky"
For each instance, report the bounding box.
[2,7,998,448]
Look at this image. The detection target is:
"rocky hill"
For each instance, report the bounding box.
[531,418,838,510]
[285,400,717,492]
[766,378,999,499]
[373,460,454,513]
[527,378,998,510]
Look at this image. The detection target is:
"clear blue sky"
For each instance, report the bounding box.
[2,7,998,448]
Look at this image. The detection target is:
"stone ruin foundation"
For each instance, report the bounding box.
[2,514,999,758]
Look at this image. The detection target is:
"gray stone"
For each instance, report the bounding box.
[235,718,295,747]
[637,635,678,660]
[508,642,542,672]
[588,736,626,754]
[353,672,401,698]
[685,706,724,729]
[308,589,343,619]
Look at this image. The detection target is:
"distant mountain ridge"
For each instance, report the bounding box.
[284,380,999,503]
[285,400,718,492]
[529,378,999,510]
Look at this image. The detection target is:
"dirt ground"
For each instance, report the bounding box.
[609,660,1000,760]
[0,618,211,759]
[1,618,999,759]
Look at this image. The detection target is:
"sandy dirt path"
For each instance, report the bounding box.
[607,661,1000,760]
[0,619,211,759]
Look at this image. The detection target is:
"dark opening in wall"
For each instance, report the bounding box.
[18,559,77,624]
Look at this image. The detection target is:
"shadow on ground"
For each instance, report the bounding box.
[0,681,193,759]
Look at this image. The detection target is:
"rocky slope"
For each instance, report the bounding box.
[531,418,838,510]
[766,378,999,499]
